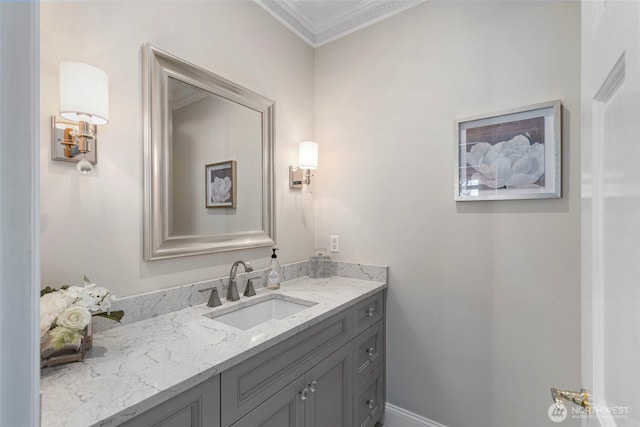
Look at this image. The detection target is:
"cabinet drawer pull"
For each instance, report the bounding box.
[367,307,375,317]
[300,388,309,401]
[309,380,318,393]
[367,399,375,409]
[366,347,375,357]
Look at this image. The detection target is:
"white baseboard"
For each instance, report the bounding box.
[381,403,448,427]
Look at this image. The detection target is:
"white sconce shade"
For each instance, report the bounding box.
[59,61,109,125]
[290,141,318,188]
[299,141,318,170]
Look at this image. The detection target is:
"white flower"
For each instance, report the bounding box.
[62,285,101,311]
[40,313,56,338]
[62,285,84,299]
[88,285,108,299]
[210,176,232,203]
[466,134,545,189]
[97,293,116,314]
[63,291,96,311]
[57,305,91,330]
[40,292,69,318]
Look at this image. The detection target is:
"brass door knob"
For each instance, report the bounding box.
[551,387,592,413]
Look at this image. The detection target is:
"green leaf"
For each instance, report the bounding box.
[93,310,124,323]
[83,275,91,284]
[49,326,83,350]
[40,287,58,297]
[60,285,69,290]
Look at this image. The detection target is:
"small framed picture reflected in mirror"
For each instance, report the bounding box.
[205,160,237,208]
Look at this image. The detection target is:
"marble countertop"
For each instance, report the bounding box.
[40,275,387,427]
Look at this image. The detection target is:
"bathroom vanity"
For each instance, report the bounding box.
[40,266,387,427]
[220,290,385,427]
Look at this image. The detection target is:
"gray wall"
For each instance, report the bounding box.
[314,2,581,426]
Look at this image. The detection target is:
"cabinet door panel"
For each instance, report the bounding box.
[230,376,305,427]
[305,345,351,427]
[121,375,220,427]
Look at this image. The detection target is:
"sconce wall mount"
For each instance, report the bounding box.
[51,116,98,166]
[289,141,318,189]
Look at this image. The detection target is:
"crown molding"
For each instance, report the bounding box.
[255,0,425,47]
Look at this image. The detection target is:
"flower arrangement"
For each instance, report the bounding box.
[40,276,123,364]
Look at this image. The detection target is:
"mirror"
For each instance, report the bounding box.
[142,44,275,260]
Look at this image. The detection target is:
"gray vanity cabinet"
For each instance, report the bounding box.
[222,289,386,427]
[120,375,220,427]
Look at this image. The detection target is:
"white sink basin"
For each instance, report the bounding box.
[205,296,316,330]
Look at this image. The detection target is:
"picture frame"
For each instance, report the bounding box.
[205,160,236,208]
[454,99,561,201]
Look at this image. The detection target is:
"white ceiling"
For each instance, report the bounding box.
[255,0,426,47]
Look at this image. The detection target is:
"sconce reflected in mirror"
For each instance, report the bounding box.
[289,141,318,189]
[52,61,109,173]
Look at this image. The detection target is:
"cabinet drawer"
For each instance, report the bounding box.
[120,375,220,427]
[353,364,384,427]
[351,320,384,387]
[221,310,352,426]
[353,292,384,336]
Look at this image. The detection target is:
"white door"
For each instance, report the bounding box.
[581,0,640,426]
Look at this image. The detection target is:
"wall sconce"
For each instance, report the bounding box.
[52,61,109,173]
[289,141,318,189]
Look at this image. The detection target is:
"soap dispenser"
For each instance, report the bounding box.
[266,248,281,290]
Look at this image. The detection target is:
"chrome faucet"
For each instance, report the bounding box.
[227,261,253,301]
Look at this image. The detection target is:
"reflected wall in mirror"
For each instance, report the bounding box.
[143,44,275,260]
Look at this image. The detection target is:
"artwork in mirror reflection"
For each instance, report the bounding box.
[169,77,262,235]
[205,160,236,209]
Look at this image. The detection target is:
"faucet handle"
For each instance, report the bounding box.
[243,279,257,297]
[207,288,222,307]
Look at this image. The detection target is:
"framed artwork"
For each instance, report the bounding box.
[454,100,561,201]
[205,160,236,208]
